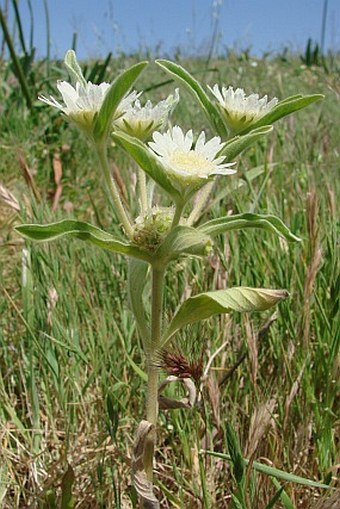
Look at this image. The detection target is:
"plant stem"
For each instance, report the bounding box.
[187,181,214,226]
[171,201,185,229]
[138,167,148,214]
[144,266,165,482]
[96,142,134,239]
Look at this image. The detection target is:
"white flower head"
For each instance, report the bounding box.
[149,126,236,188]
[114,89,180,141]
[39,80,140,134]
[39,81,111,132]
[208,84,278,133]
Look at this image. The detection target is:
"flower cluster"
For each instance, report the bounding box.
[39,51,284,208]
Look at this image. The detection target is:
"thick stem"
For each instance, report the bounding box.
[96,142,134,239]
[144,266,165,482]
[171,201,185,229]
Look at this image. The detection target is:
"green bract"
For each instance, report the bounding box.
[112,130,182,200]
[93,61,148,142]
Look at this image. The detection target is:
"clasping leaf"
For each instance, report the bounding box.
[15,219,153,263]
[238,93,324,136]
[218,125,273,161]
[154,225,212,266]
[198,212,301,242]
[162,287,289,344]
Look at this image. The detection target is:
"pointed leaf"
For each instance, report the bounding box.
[128,259,150,343]
[271,479,295,509]
[238,94,324,135]
[218,126,273,161]
[15,220,152,263]
[226,422,246,486]
[198,212,301,242]
[93,61,148,141]
[64,49,87,86]
[231,495,246,509]
[61,464,75,509]
[112,131,181,199]
[156,59,228,138]
[155,225,212,263]
[264,487,285,509]
[205,450,331,490]
[163,287,289,343]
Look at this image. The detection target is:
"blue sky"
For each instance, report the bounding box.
[9,0,340,59]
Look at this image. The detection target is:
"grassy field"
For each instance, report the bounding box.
[0,47,339,508]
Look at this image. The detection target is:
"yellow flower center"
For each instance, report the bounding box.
[170,150,213,173]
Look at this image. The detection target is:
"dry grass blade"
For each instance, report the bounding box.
[284,363,306,431]
[112,161,128,203]
[299,189,323,348]
[18,151,41,201]
[311,489,340,509]
[0,184,20,212]
[245,315,258,387]
[52,152,63,211]
[245,398,276,459]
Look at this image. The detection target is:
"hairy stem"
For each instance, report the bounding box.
[96,142,134,238]
[187,181,214,226]
[138,168,148,214]
[171,201,185,229]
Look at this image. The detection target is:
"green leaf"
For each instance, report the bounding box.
[218,125,273,161]
[61,464,75,509]
[270,478,296,509]
[226,422,246,486]
[204,450,331,490]
[112,131,181,199]
[155,225,212,264]
[238,94,324,135]
[162,286,288,343]
[198,212,301,242]
[15,220,152,263]
[231,495,245,509]
[270,479,295,509]
[264,487,285,509]
[44,489,57,509]
[156,59,228,138]
[0,466,9,505]
[106,392,119,441]
[64,49,87,86]
[93,61,148,142]
[128,259,150,343]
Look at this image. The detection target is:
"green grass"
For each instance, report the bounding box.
[0,50,339,508]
